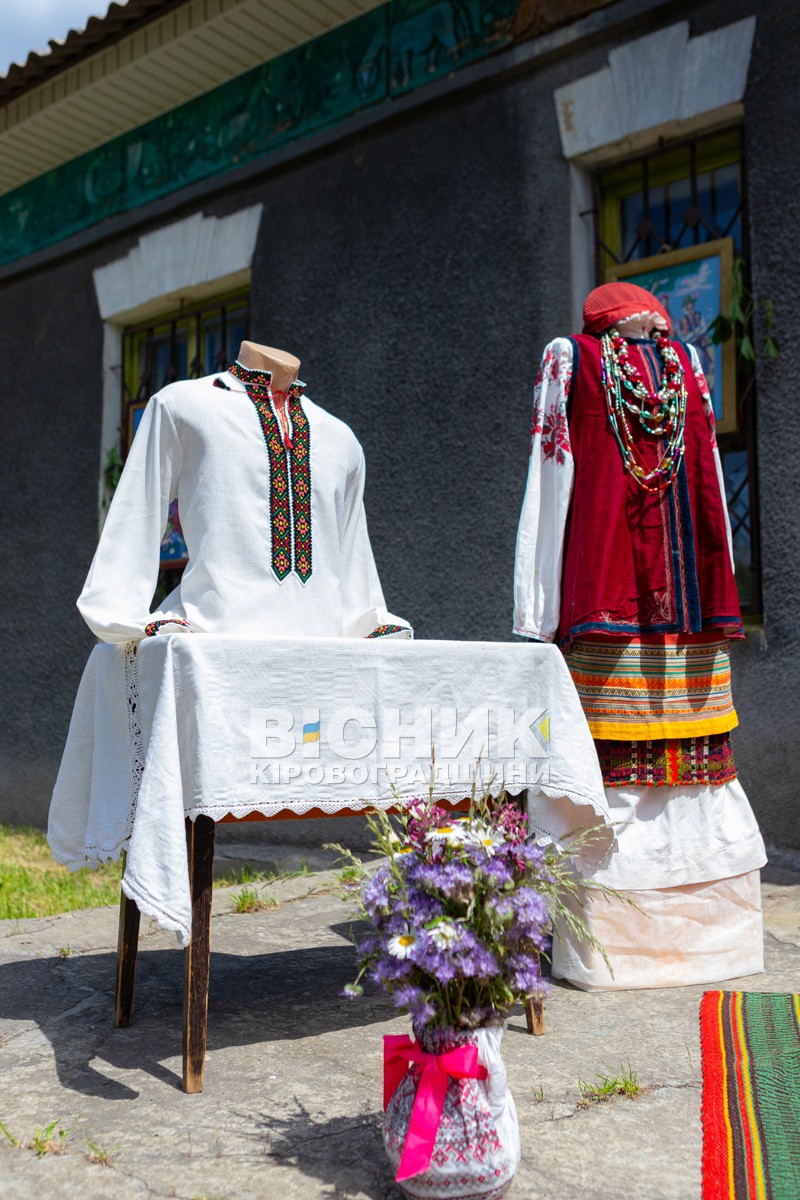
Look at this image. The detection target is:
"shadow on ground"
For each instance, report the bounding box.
[0,943,395,1099]
[244,1099,405,1200]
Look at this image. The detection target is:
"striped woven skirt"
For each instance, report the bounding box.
[565,633,738,742]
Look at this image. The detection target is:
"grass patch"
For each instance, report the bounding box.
[213,862,309,888]
[0,825,122,920]
[0,1119,20,1147]
[30,1118,74,1156]
[85,1135,121,1167]
[231,887,278,914]
[0,825,314,921]
[221,862,311,914]
[577,1062,639,1107]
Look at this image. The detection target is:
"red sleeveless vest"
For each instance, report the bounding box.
[558,335,742,648]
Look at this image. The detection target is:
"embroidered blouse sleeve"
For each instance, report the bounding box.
[339,445,412,639]
[512,337,576,641]
[77,393,186,642]
[687,342,735,574]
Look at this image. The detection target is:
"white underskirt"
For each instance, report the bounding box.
[552,869,764,991]
[577,777,766,890]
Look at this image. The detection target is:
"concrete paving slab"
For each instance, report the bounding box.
[0,868,797,1200]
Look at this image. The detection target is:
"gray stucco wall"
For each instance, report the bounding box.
[0,254,105,826]
[0,0,797,850]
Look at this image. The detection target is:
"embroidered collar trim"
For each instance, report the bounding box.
[215,360,312,584]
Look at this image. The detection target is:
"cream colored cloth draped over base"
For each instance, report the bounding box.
[552,869,764,991]
[552,778,766,990]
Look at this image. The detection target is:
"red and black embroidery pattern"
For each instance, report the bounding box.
[596,732,736,788]
[366,624,407,639]
[218,362,312,583]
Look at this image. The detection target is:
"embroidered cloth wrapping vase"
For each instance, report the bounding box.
[383,1026,520,1200]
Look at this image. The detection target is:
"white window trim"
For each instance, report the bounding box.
[552,17,756,327]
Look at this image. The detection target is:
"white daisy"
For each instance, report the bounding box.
[387,928,418,959]
[427,921,461,950]
[424,822,467,846]
[466,826,505,856]
[391,845,415,861]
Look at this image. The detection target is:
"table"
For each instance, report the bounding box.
[49,636,614,946]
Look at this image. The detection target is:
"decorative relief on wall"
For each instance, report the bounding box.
[0,0,520,269]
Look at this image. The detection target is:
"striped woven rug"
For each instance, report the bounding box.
[701,991,800,1199]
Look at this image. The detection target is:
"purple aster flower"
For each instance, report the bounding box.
[503,954,551,996]
[504,922,551,953]
[454,930,500,980]
[491,886,549,936]
[356,932,383,959]
[405,886,445,923]
[482,856,515,889]
[405,856,475,902]
[392,984,437,1026]
[361,866,391,917]
[407,930,461,984]
[371,955,415,986]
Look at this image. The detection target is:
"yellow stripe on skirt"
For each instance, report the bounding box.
[565,635,738,741]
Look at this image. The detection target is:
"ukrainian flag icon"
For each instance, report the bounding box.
[302,709,321,758]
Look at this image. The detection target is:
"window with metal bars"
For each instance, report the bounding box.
[120,291,250,596]
[595,128,760,613]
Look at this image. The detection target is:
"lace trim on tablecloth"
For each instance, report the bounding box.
[78,641,145,869]
[120,874,190,943]
[60,641,146,871]
[183,782,616,869]
[124,640,145,818]
[183,783,526,822]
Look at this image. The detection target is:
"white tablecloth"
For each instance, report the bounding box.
[48,636,613,943]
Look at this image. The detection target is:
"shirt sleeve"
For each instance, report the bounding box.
[77,393,185,642]
[687,343,735,574]
[512,338,576,642]
[339,445,412,639]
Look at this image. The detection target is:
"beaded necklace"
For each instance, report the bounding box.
[600,328,687,492]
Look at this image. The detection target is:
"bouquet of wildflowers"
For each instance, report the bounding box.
[332,786,611,1032]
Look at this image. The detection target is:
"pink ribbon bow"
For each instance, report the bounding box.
[383,1033,488,1182]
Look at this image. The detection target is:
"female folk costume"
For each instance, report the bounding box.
[513,283,765,989]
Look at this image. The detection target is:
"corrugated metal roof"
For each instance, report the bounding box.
[0,1,186,104]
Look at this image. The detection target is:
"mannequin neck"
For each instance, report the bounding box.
[236,340,300,393]
[614,312,657,339]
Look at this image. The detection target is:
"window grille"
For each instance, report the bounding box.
[120,291,250,600]
[595,130,760,612]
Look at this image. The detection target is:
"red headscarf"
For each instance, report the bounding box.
[582,282,670,334]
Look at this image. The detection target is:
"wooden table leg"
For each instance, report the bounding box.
[183,815,216,1094]
[525,994,546,1036]
[115,854,141,1028]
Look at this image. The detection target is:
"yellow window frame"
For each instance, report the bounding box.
[122,287,250,449]
[597,128,742,268]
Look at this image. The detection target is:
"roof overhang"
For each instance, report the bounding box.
[0,0,385,195]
